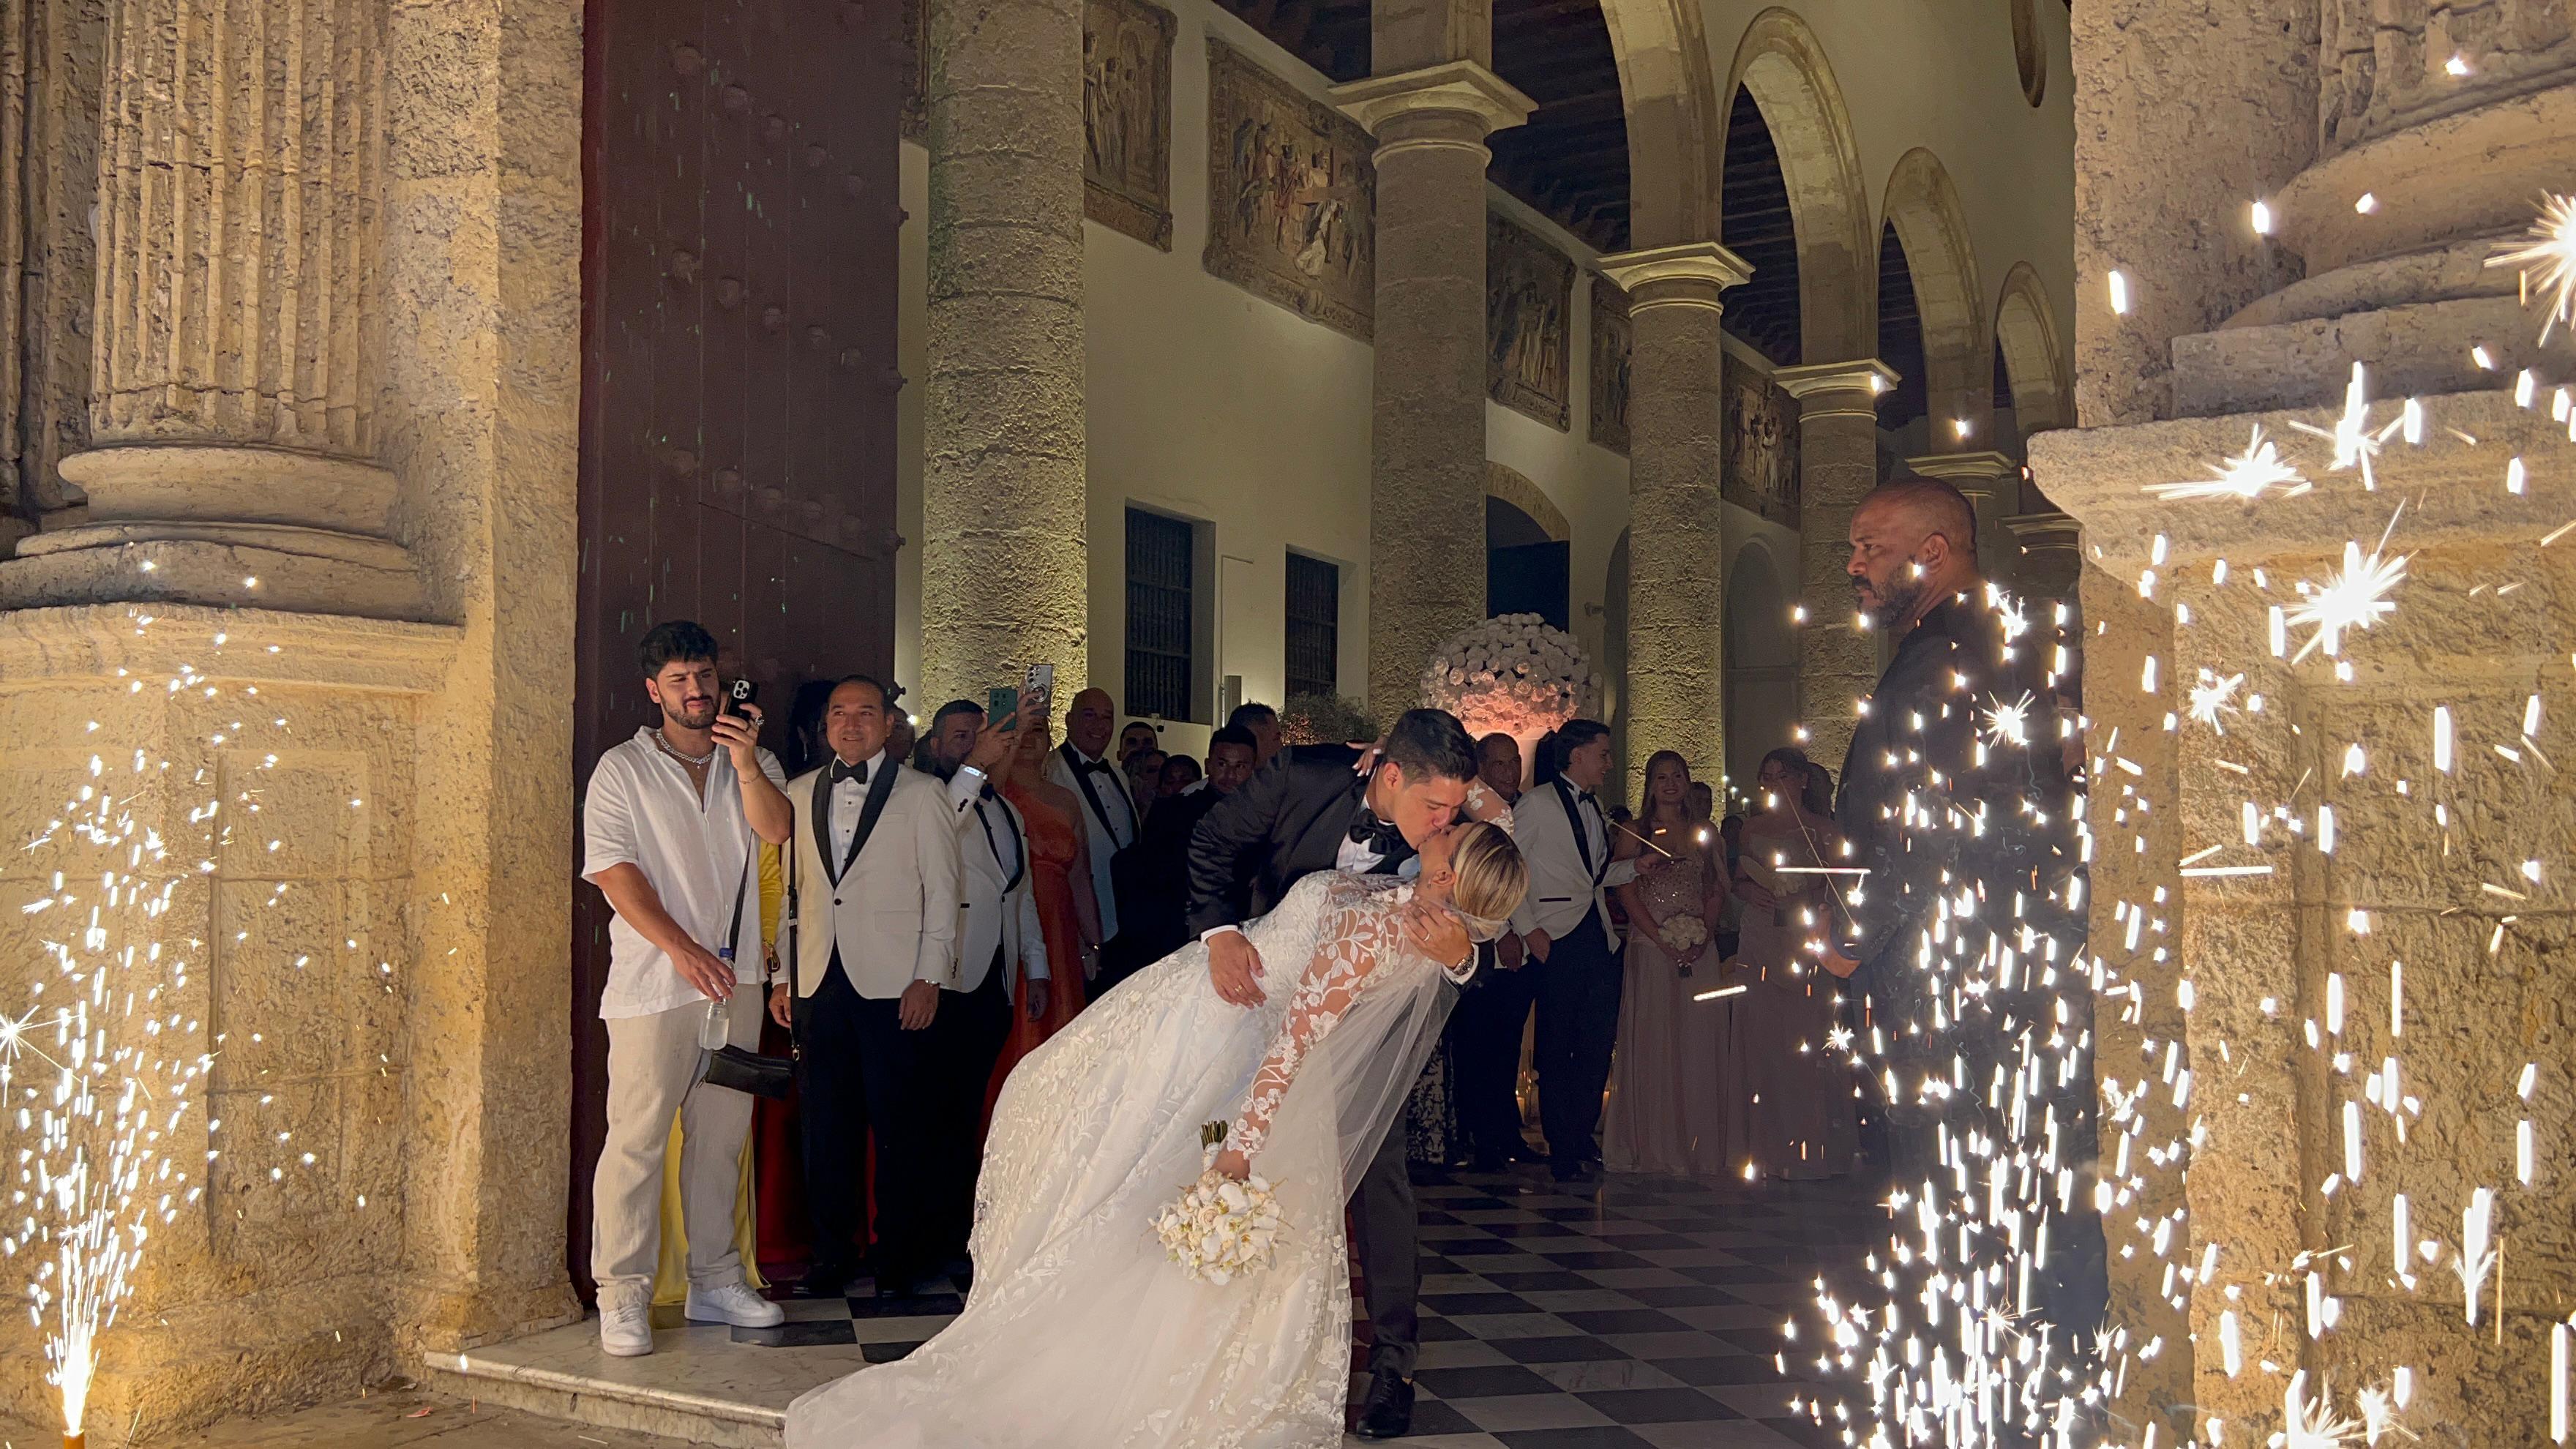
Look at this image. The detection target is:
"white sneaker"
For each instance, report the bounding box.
[599,1300,654,1358]
[686,1279,786,1328]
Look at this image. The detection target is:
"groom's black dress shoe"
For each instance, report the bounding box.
[1353,1367,1414,1439]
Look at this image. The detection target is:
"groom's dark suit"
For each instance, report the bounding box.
[1186,744,1437,1382]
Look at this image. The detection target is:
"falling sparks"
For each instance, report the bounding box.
[2286,539,2409,661]
[2189,670,2247,733]
[2148,424,2311,502]
[2288,364,2405,490]
[2489,192,2576,343]
[1982,690,2036,749]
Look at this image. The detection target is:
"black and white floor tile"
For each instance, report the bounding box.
[722,1164,1884,1449]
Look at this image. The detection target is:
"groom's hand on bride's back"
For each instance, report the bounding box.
[1208,929,1266,1008]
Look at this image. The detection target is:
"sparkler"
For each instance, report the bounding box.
[2146,424,2310,503]
[2488,192,2576,343]
[2285,540,2409,662]
[2288,364,2405,490]
[1,620,310,1445]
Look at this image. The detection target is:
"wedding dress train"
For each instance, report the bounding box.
[784,871,1459,1449]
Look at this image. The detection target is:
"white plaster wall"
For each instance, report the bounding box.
[1701,0,2078,384]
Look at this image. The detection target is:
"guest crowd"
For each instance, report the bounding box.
[578,614,1886,1364]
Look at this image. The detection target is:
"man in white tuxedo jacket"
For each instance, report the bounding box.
[921,698,1049,1290]
[768,675,962,1298]
[1506,720,1636,1182]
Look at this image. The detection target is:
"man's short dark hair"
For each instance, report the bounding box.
[1477,730,1517,755]
[1227,702,1278,731]
[1864,473,1979,565]
[1545,719,1613,777]
[1209,725,1258,752]
[930,698,984,731]
[638,620,718,678]
[1382,708,1478,783]
[831,673,889,708]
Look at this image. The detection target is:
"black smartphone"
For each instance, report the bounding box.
[988,686,1019,730]
[727,678,758,719]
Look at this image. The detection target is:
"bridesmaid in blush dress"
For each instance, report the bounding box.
[1601,750,1731,1177]
[989,714,1101,1109]
[1723,749,1858,1181]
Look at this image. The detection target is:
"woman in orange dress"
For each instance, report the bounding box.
[988,714,1102,1111]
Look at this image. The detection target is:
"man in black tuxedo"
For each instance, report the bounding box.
[1186,708,1479,1441]
[1101,726,1262,992]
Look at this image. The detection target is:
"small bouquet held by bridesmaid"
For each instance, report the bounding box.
[1657,914,1708,954]
[1153,1123,1287,1286]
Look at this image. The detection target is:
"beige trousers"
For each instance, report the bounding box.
[591,986,763,1309]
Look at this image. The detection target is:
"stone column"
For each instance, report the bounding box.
[916,0,1087,707]
[0,0,425,620]
[2004,508,2080,607]
[1773,357,1893,776]
[2044,8,2576,1443]
[1595,242,1748,785]
[1904,448,2019,588]
[1333,61,1532,716]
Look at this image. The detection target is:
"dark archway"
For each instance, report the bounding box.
[1487,495,1569,630]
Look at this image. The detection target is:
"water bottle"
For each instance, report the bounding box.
[697,994,731,1051]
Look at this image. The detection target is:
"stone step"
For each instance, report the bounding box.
[423,1310,888,1449]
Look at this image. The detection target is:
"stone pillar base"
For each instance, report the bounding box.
[1,445,426,618]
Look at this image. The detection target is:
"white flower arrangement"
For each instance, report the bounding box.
[1418,613,1603,738]
[1152,1124,1286,1286]
[1657,914,1708,952]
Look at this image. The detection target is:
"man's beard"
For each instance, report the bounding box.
[1856,573,1923,630]
[665,697,718,730]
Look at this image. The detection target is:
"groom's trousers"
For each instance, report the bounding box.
[1535,907,1622,1169]
[1348,1115,1420,1378]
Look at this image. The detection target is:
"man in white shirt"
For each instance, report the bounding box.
[921,697,1047,1292]
[580,621,793,1356]
[768,675,962,1299]
[1507,719,1636,1183]
[1044,686,1138,943]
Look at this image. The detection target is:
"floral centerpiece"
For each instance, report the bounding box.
[1418,613,1603,738]
[1152,1123,1286,1286]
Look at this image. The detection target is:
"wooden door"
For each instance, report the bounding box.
[572,0,902,1298]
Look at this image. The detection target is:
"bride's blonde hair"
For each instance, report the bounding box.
[1448,820,1529,930]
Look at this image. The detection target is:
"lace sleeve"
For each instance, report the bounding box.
[1227,880,1407,1163]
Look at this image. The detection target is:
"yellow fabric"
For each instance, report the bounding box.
[653,844,781,1306]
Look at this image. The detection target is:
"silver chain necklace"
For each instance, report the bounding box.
[654,729,717,769]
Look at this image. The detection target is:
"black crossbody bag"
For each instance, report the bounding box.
[701,842,796,1099]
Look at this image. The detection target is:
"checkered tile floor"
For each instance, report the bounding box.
[723,1164,1881,1448]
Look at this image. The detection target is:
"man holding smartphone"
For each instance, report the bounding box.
[580,621,793,1356]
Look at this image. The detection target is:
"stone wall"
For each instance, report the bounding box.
[0,0,585,1429]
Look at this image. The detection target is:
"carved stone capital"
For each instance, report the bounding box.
[1776,358,1898,420]
[1595,242,1751,314]
[1904,449,2020,494]
[1331,61,1535,146]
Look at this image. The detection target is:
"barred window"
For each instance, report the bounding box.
[1284,553,1340,700]
[1125,508,1196,721]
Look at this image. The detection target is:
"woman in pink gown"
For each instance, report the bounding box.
[1601,750,1732,1177]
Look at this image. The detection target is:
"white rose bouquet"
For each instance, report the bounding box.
[1658,914,1708,953]
[1418,613,1603,738]
[1152,1123,1286,1287]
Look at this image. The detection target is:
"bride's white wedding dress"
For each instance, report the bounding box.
[785,870,1464,1449]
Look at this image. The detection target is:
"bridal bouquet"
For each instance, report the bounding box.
[1418,613,1603,738]
[1153,1124,1285,1286]
[1658,915,1708,953]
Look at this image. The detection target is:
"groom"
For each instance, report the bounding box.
[1186,708,1480,1439]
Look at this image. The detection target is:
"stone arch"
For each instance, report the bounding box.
[1484,460,1570,542]
[1721,539,1796,797]
[1992,261,2072,435]
[1596,0,1721,248]
[1879,148,1986,433]
[1723,9,1873,362]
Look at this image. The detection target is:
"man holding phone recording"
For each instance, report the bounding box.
[580,621,792,1357]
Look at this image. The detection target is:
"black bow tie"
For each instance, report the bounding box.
[1078,757,1115,775]
[1347,810,1403,855]
[830,759,870,786]
[979,783,997,802]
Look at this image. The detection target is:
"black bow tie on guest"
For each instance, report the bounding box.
[979,783,998,802]
[1347,809,1404,856]
[830,758,870,786]
[1077,756,1116,775]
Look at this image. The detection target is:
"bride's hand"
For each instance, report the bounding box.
[1213,1147,1251,1182]
[1403,904,1472,969]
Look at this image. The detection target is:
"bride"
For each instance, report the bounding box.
[785,820,1528,1448]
